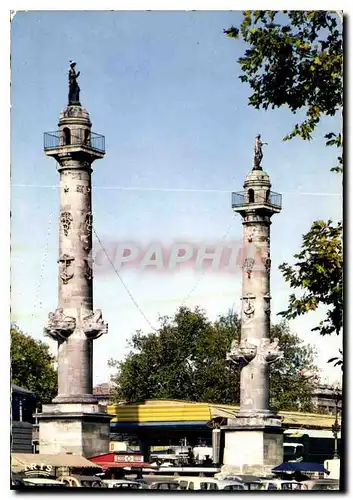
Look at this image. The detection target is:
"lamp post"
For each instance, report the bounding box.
[332,388,341,459]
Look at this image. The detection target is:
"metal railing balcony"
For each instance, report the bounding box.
[44,129,105,154]
[232,191,282,210]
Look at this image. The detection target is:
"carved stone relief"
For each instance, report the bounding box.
[265,257,271,275]
[44,308,76,341]
[245,214,270,224]
[259,235,270,243]
[79,212,92,253]
[76,184,91,194]
[242,293,256,319]
[242,257,254,278]
[227,339,257,366]
[85,211,93,235]
[256,338,283,365]
[60,211,73,237]
[247,227,256,243]
[84,259,93,280]
[264,294,271,319]
[82,309,108,339]
[58,254,75,284]
[66,172,82,180]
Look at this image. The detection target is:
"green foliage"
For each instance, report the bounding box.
[225,10,343,172]
[278,220,343,340]
[109,307,318,412]
[11,323,57,407]
[269,321,318,412]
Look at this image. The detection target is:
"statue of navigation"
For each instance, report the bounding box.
[68,61,81,105]
[254,134,268,169]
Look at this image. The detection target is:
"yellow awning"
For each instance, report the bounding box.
[107,399,337,429]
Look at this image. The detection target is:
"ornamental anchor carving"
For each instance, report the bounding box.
[58,254,75,284]
[82,309,108,339]
[60,211,73,237]
[44,308,76,341]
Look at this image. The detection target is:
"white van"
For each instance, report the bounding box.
[176,477,245,491]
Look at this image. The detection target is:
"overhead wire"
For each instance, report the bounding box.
[92,225,158,332]
[11,183,341,196]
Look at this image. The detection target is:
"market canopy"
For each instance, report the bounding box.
[11,453,101,474]
[272,462,329,474]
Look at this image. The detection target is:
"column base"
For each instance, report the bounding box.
[52,394,98,404]
[220,413,283,477]
[36,402,112,457]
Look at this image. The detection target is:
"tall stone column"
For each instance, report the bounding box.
[221,135,283,476]
[36,63,111,457]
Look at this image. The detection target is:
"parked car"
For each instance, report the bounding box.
[19,477,68,487]
[58,475,103,487]
[149,480,181,490]
[176,477,245,491]
[101,479,146,489]
[258,479,306,490]
[221,474,263,490]
[301,479,340,491]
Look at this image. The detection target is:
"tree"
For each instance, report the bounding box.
[109,307,318,412]
[11,323,57,407]
[278,220,343,333]
[269,321,318,412]
[224,10,343,172]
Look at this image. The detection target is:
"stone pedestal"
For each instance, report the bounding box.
[221,415,283,476]
[37,403,111,457]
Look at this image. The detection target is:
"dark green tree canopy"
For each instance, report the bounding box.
[109,307,318,413]
[225,10,343,172]
[11,323,57,407]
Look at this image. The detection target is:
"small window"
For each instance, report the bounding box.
[84,129,91,145]
[248,189,255,203]
[63,127,71,145]
[268,483,278,490]
[208,483,218,490]
[265,189,270,202]
[281,483,293,490]
[179,481,187,490]
[188,482,194,490]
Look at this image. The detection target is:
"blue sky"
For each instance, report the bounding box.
[11,10,342,386]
